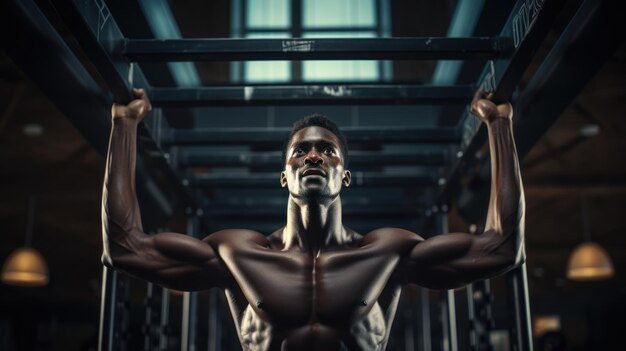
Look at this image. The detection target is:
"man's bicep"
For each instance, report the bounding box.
[405,231,515,289]
[108,230,229,291]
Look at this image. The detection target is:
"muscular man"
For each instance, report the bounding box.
[102,88,525,351]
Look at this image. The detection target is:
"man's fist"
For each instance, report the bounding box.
[111,88,152,122]
[470,90,512,123]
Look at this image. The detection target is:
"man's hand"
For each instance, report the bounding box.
[470,90,512,123]
[111,88,152,122]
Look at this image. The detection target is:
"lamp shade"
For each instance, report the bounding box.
[566,242,614,281]
[1,247,49,287]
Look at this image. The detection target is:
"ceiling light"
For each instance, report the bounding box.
[566,192,614,281]
[1,196,49,287]
[1,247,49,287]
[566,242,614,281]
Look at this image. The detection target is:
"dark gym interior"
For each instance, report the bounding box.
[1,0,625,350]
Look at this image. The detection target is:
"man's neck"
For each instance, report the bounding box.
[281,195,350,254]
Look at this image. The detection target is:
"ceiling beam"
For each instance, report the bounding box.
[164,126,460,146]
[123,37,512,62]
[151,84,475,107]
[175,149,448,169]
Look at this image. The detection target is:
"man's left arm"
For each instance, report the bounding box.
[405,91,525,289]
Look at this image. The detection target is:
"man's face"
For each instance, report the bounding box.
[281,126,351,200]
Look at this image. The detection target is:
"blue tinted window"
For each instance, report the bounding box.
[302,32,378,81]
[303,0,376,28]
[244,32,292,82]
[246,0,291,28]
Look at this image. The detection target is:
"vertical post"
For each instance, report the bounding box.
[98,268,117,351]
[159,287,170,351]
[208,289,222,351]
[441,290,458,351]
[436,211,458,351]
[144,282,167,350]
[419,288,432,351]
[181,216,199,351]
[506,263,533,351]
[467,280,493,351]
[99,268,130,351]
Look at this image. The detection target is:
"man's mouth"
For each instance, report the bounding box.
[301,168,327,177]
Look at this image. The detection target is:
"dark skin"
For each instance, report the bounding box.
[102,88,525,351]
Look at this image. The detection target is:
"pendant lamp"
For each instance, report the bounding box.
[566,193,614,281]
[1,196,49,287]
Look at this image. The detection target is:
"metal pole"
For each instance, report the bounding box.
[182,216,199,351]
[467,280,493,351]
[506,263,533,351]
[208,289,222,351]
[98,268,117,351]
[159,287,170,351]
[436,211,457,351]
[419,288,432,351]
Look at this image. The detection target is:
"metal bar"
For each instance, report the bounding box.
[506,264,533,351]
[436,212,458,351]
[164,127,461,146]
[98,268,117,351]
[48,0,197,212]
[151,85,475,106]
[419,288,432,351]
[123,37,511,62]
[207,289,221,351]
[512,0,626,159]
[425,0,567,227]
[176,149,448,168]
[181,216,200,351]
[159,286,170,351]
[467,280,494,351]
[191,172,437,188]
[444,290,458,351]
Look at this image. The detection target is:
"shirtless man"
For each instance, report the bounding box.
[102,88,524,351]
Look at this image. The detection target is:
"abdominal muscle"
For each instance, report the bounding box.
[239,303,387,351]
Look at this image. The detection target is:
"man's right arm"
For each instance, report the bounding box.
[102,89,227,291]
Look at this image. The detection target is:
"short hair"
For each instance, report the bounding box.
[282,114,349,167]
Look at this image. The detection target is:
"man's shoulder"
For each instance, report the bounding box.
[203,229,269,247]
[361,227,424,252]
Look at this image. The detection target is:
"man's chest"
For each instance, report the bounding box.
[219,245,402,327]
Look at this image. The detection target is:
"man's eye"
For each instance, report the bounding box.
[323,148,334,155]
[293,148,305,156]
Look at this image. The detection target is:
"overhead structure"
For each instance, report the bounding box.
[3,0,624,350]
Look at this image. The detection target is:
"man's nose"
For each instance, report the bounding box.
[305,150,324,165]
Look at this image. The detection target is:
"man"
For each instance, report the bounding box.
[102,88,524,351]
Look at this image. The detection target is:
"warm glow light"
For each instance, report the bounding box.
[1,247,49,287]
[566,242,614,281]
[533,315,561,337]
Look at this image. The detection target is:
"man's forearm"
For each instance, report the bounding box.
[484,118,525,262]
[101,118,144,261]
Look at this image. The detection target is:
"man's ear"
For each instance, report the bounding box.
[280,171,287,188]
[342,170,351,187]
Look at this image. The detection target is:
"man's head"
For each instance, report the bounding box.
[281,115,349,167]
[280,115,351,200]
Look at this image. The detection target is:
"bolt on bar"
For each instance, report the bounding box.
[123,37,513,62]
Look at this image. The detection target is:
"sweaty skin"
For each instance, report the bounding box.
[102,88,524,351]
